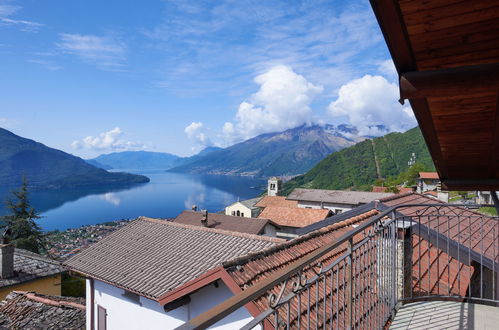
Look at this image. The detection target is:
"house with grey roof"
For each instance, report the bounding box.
[286,188,394,214]
[0,244,65,300]
[224,196,262,218]
[0,291,85,329]
[64,217,282,330]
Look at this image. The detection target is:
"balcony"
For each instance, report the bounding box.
[178,203,499,329]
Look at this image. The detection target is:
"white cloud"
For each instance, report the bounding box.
[27,59,61,71]
[328,75,416,136]
[223,65,323,143]
[0,2,42,32]
[378,59,397,81]
[57,33,126,69]
[184,122,213,152]
[72,127,146,151]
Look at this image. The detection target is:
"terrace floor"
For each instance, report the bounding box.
[390,301,499,329]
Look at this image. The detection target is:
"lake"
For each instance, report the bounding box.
[0,170,266,231]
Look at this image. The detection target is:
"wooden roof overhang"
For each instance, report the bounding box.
[370,0,499,190]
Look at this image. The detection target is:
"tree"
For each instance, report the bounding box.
[2,178,45,253]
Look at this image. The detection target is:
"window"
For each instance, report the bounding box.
[231,211,235,216]
[97,305,107,330]
[270,183,276,190]
[335,209,342,214]
[237,210,240,216]
[241,212,244,217]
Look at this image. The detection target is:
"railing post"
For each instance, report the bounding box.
[346,237,354,330]
[396,217,414,301]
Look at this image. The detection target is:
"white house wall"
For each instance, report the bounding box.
[225,203,252,218]
[88,279,258,330]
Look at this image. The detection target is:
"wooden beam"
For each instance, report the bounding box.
[369,0,417,73]
[409,98,448,178]
[400,63,499,100]
[442,179,499,191]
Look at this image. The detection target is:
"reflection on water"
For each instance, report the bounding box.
[0,170,265,231]
[101,193,121,206]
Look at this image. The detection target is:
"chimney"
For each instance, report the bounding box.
[192,205,197,211]
[0,241,14,279]
[201,210,208,227]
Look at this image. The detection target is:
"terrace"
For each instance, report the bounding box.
[179,0,499,328]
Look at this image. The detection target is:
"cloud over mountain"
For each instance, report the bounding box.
[328,74,415,136]
[223,65,323,144]
[72,127,146,152]
[184,122,213,152]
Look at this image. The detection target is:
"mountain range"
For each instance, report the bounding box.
[168,124,369,177]
[281,126,435,194]
[0,128,149,190]
[87,146,224,170]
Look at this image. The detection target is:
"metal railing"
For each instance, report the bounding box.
[179,204,499,329]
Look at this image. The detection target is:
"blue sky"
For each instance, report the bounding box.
[0,0,415,158]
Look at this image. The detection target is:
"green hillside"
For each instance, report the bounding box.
[0,128,149,190]
[282,127,434,194]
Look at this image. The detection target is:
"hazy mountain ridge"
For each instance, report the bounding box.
[281,126,435,194]
[0,128,149,190]
[87,147,225,170]
[168,124,368,177]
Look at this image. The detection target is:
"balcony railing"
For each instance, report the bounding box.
[178,204,499,329]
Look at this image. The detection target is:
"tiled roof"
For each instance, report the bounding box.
[258,206,331,228]
[398,187,415,194]
[287,188,394,205]
[224,209,380,328]
[381,193,498,269]
[224,192,495,327]
[174,210,275,234]
[64,217,280,300]
[238,197,263,209]
[0,249,64,289]
[419,172,439,179]
[372,186,388,193]
[0,291,85,329]
[255,196,298,208]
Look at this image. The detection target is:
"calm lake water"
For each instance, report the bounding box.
[0,170,266,231]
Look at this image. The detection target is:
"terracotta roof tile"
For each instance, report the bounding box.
[372,186,388,193]
[224,209,379,328]
[64,217,280,300]
[419,172,439,179]
[174,210,275,234]
[255,196,298,208]
[258,206,331,228]
[224,193,497,328]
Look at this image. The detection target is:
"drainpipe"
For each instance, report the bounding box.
[490,191,499,305]
[90,278,95,330]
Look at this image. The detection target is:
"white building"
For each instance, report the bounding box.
[64,217,281,330]
[224,197,262,218]
[286,188,394,214]
[417,172,440,193]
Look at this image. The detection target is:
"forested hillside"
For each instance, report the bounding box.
[0,128,149,190]
[282,127,434,194]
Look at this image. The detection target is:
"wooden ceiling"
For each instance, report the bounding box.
[370,0,499,190]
